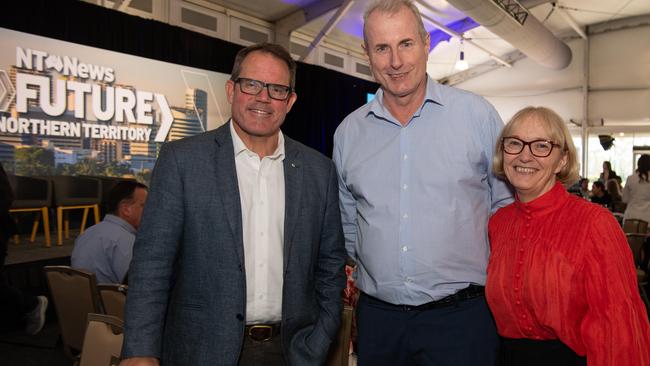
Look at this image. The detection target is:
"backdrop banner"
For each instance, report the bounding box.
[0,27,231,178]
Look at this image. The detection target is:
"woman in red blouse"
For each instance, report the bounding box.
[487,106,650,366]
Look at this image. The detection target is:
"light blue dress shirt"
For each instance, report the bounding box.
[71,214,136,283]
[333,77,513,306]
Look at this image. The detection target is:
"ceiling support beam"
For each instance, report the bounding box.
[555,4,587,39]
[274,0,346,53]
[438,49,525,86]
[300,0,355,61]
[419,12,512,68]
[112,0,132,11]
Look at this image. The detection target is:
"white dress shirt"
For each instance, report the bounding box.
[230,121,285,324]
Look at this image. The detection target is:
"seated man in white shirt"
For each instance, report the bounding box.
[71,181,148,283]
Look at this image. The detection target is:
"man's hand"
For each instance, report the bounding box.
[119,357,159,366]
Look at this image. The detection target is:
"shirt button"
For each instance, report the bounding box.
[402,246,408,252]
[405,277,412,283]
[403,154,408,160]
[522,235,526,239]
[402,213,408,219]
[526,216,532,220]
[514,287,519,292]
[518,261,523,265]
[260,232,264,237]
[402,184,408,190]
[516,300,521,305]
[525,223,530,228]
[523,314,528,319]
[519,248,524,252]
[515,274,521,278]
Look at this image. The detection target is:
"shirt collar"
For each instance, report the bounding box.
[514,181,570,218]
[229,119,285,160]
[104,214,136,235]
[367,75,444,123]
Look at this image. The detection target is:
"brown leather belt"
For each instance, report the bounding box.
[244,323,281,342]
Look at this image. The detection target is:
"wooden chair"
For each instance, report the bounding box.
[78,313,124,366]
[326,305,354,366]
[626,234,650,316]
[43,266,103,359]
[97,284,128,320]
[48,176,102,245]
[623,219,649,234]
[8,175,52,247]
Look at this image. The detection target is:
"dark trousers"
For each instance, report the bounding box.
[238,333,284,366]
[498,338,586,366]
[0,250,38,332]
[356,293,499,366]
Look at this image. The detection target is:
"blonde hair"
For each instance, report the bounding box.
[493,106,579,186]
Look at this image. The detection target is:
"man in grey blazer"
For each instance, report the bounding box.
[120,43,347,366]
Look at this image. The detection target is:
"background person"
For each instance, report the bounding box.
[71,181,148,284]
[333,1,513,365]
[120,43,346,366]
[605,179,622,204]
[599,160,617,184]
[0,164,48,335]
[622,154,650,227]
[488,106,649,366]
[589,181,611,207]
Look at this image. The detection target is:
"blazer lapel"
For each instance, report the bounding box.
[213,123,245,268]
[283,138,302,272]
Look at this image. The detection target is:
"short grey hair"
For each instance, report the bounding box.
[363,0,428,48]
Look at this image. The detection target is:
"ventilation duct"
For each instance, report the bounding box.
[445,0,572,70]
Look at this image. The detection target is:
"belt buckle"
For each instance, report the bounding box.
[248,325,273,342]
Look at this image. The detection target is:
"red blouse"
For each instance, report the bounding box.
[487,182,650,366]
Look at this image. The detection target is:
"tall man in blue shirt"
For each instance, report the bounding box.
[333,1,513,365]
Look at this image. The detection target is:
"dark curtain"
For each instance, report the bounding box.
[1,0,378,156]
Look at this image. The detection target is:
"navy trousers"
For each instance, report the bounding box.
[356,293,499,366]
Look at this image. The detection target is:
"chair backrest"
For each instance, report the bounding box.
[43,266,103,356]
[326,305,354,366]
[78,313,124,366]
[97,284,128,320]
[47,176,102,206]
[627,233,646,268]
[623,219,649,234]
[8,174,52,208]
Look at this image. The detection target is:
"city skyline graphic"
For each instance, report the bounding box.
[0,27,232,179]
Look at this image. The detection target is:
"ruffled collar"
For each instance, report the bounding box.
[513,182,569,218]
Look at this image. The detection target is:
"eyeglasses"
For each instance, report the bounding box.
[502,137,561,158]
[234,78,292,101]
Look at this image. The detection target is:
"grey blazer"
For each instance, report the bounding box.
[122,122,346,365]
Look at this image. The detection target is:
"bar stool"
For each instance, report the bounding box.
[8,175,53,247]
[48,176,102,246]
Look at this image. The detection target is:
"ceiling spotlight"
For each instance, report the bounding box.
[455,38,469,71]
